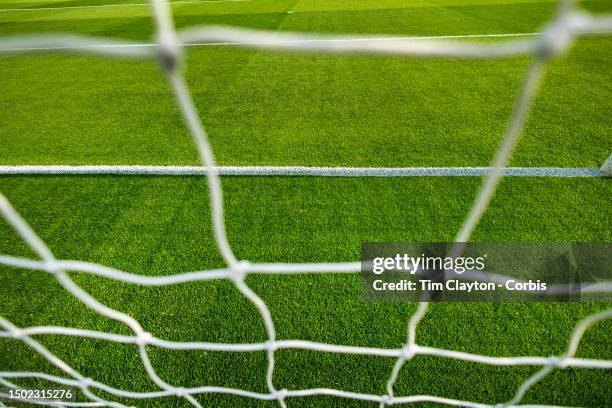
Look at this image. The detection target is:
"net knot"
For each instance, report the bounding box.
[538,11,585,59]
[401,345,416,359]
[11,328,24,339]
[44,260,60,274]
[235,260,250,272]
[380,395,391,405]
[175,387,188,397]
[136,331,153,346]
[80,377,94,389]
[549,355,568,368]
[275,389,288,400]
[155,33,182,72]
[266,340,278,352]
[231,260,250,281]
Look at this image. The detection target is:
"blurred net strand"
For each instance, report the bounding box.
[1,0,612,406]
[2,12,612,57]
[2,253,612,294]
[3,316,612,365]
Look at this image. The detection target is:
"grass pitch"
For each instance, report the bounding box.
[1,0,611,407]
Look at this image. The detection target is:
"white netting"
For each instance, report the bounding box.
[1,0,612,406]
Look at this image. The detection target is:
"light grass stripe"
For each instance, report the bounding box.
[0,165,604,177]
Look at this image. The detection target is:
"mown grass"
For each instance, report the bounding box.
[0,0,610,167]
[0,176,610,407]
[0,0,611,406]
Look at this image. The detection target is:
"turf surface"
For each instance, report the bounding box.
[1,0,611,167]
[1,0,611,407]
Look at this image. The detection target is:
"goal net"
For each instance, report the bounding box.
[0,0,611,406]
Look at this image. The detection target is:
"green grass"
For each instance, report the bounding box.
[1,0,611,406]
[0,176,611,407]
[1,0,611,167]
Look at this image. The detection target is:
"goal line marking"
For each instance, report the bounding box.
[0,0,249,12]
[0,165,603,177]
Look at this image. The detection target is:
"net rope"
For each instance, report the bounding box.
[1,0,612,406]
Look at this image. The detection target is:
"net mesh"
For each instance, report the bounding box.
[1,0,612,406]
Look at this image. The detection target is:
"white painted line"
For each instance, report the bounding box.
[0,165,603,177]
[0,0,249,12]
[0,32,541,53]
